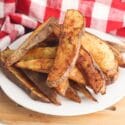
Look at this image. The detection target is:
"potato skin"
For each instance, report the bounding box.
[77,47,106,94]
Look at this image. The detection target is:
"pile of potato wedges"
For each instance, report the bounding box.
[0,10,125,105]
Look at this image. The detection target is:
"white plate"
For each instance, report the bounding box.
[0,28,125,116]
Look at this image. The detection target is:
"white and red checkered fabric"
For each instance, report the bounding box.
[0,0,125,50]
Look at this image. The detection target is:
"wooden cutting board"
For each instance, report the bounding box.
[0,88,125,125]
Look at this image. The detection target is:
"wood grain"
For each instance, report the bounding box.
[0,88,125,125]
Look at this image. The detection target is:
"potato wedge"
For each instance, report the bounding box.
[56,80,81,103]
[69,66,86,85]
[16,58,54,73]
[22,47,57,61]
[81,32,118,81]
[6,17,58,66]
[77,47,106,94]
[70,81,97,102]
[65,83,81,103]
[22,70,60,105]
[47,10,84,88]
[16,58,85,85]
[0,52,50,103]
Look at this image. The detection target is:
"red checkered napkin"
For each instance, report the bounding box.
[0,0,125,51]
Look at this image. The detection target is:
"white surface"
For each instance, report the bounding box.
[0,29,125,116]
[92,2,110,20]
[61,0,79,11]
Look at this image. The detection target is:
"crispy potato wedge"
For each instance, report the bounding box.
[81,32,118,81]
[0,52,50,103]
[6,17,58,66]
[16,58,54,73]
[77,47,106,94]
[16,58,85,85]
[47,10,84,88]
[22,70,60,105]
[69,66,86,85]
[22,47,57,61]
[70,81,97,102]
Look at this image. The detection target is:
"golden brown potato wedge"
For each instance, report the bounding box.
[69,66,86,85]
[70,81,97,102]
[16,58,54,73]
[6,17,58,66]
[16,58,85,85]
[22,70,60,105]
[81,32,118,81]
[47,10,84,88]
[77,47,106,94]
[22,47,57,61]
[0,52,50,103]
